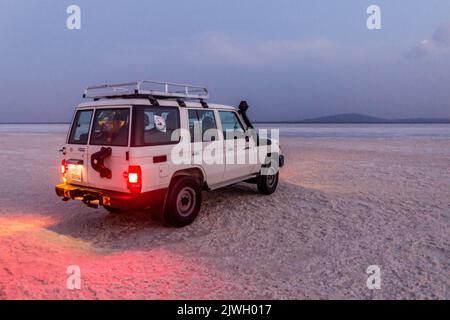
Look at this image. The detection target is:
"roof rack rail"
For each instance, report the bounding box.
[83,80,209,101]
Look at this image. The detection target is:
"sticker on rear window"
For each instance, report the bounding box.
[154,115,167,132]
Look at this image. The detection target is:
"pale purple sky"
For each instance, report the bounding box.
[1,0,450,122]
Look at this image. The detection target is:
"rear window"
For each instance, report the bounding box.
[132,106,180,147]
[90,108,130,147]
[68,109,93,145]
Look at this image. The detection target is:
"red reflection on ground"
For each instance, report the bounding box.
[0,215,230,300]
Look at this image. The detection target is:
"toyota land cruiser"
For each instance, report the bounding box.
[55,80,284,227]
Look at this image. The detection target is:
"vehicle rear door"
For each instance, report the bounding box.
[87,107,131,192]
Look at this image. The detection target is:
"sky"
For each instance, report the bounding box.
[1,0,450,122]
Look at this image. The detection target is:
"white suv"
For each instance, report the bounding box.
[56,81,284,227]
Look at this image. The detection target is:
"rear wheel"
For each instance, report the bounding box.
[164,177,202,227]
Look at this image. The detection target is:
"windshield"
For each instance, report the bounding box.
[90,108,130,146]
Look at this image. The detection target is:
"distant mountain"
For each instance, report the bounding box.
[298,113,450,124]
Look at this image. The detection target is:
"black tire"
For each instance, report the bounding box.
[164,177,202,227]
[104,206,125,214]
[257,171,279,195]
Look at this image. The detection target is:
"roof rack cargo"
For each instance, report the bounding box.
[83,80,209,101]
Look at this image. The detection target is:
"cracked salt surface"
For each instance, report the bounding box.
[0,124,449,299]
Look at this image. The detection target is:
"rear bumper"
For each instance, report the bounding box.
[55,183,167,210]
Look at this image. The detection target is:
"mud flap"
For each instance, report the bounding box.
[146,189,169,222]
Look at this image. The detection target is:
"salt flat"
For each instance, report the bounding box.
[0,125,449,299]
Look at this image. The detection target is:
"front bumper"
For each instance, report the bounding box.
[55,183,167,211]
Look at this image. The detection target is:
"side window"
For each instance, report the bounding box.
[219,111,245,140]
[68,110,93,145]
[198,110,218,142]
[188,109,219,143]
[188,110,199,143]
[132,106,180,146]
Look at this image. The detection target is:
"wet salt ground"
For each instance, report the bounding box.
[0,127,449,299]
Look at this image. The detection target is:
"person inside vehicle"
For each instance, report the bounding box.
[94,111,129,145]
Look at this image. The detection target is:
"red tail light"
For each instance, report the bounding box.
[127,165,142,194]
[60,159,67,175]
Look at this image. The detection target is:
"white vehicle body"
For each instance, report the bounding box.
[56,81,284,227]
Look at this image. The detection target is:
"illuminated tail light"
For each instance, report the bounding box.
[61,159,67,175]
[60,159,68,183]
[127,165,142,194]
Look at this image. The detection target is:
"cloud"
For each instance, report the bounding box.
[405,23,450,59]
[106,31,394,72]
[432,22,450,46]
[106,32,345,70]
[191,32,335,66]
[404,40,435,59]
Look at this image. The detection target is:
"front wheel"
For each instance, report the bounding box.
[164,177,202,227]
[257,170,279,195]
